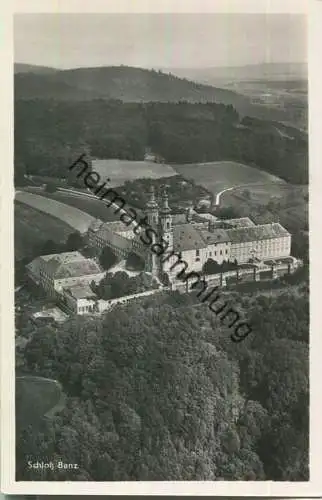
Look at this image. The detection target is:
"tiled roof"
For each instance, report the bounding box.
[40,251,83,262]
[54,259,103,279]
[226,223,290,243]
[198,228,231,244]
[222,217,255,228]
[40,251,84,275]
[173,224,208,251]
[173,222,290,250]
[28,251,104,280]
[195,213,218,222]
[64,283,98,299]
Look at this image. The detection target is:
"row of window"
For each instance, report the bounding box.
[78,304,94,313]
[207,249,229,258]
[232,239,289,249]
[195,248,230,259]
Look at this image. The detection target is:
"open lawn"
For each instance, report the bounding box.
[15,191,96,234]
[174,161,285,198]
[15,202,74,260]
[16,376,64,429]
[92,158,177,186]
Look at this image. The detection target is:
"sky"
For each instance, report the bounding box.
[14,13,307,70]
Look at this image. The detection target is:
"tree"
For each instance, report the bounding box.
[125,252,145,271]
[213,206,241,219]
[40,239,64,255]
[65,232,84,252]
[99,246,118,270]
[202,258,221,275]
[16,275,308,481]
[45,182,57,193]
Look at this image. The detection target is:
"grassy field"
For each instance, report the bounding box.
[173,159,308,234]
[15,191,96,234]
[29,189,121,222]
[15,202,74,260]
[16,376,64,429]
[220,184,308,232]
[93,158,177,186]
[174,161,285,197]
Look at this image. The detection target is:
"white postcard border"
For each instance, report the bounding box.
[1,0,321,496]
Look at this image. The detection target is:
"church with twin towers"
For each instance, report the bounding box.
[87,183,293,285]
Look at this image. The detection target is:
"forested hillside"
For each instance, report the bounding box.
[16,289,309,481]
[14,65,297,123]
[15,100,308,185]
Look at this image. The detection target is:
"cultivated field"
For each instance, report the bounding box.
[15,202,74,260]
[174,161,285,197]
[92,158,177,186]
[15,191,96,234]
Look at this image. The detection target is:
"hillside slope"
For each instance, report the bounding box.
[14,63,58,75]
[14,65,293,122]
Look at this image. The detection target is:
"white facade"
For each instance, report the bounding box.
[83,191,293,284]
[176,241,231,273]
[26,251,106,297]
[62,286,160,315]
[230,235,291,264]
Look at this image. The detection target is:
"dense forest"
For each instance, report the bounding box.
[15,100,308,185]
[16,287,308,481]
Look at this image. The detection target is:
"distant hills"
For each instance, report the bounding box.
[14,63,58,75]
[166,62,307,85]
[14,64,301,123]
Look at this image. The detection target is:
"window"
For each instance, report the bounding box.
[196,249,200,257]
[225,249,228,254]
[209,252,212,257]
[166,221,170,229]
[220,250,223,255]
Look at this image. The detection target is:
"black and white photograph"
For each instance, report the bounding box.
[1,0,321,496]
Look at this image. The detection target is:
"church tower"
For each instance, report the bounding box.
[146,185,159,227]
[159,185,173,252]
[145,185,159,276]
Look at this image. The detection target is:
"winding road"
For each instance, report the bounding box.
[214,186,239,206]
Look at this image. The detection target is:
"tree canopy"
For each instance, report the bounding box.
[99,246,118,270]
[15,100,308,185]
[16,288,308,481]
